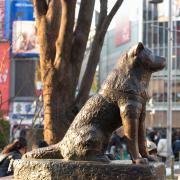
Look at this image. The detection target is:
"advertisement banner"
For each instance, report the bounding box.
[12,21,39,54]
[11,0,39,56]
[12,101,43,119]
[13,102,36,115]
[113,0,139,46]
[4,0,10,39]
[0,42,10,112]
[115,18,131,46]
[158,0,180,21]
[0,0,5,39]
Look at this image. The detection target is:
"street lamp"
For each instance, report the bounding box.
[167,0,173,159]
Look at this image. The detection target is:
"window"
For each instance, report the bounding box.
[15,59,36,97]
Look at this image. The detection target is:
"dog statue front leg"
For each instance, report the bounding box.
[119,100,148,164]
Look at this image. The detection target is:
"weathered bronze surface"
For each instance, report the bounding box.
[24,42,166,164]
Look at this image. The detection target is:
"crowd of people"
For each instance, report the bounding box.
[0,126,180,177]
[106,126,129,160]
[106,127,180,163]
[147,128,180,162]
[0,130,48,177]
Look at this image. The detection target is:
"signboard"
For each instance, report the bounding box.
[113,0,138,46]
[115,18,131,46]
[12,21,38,54]
[4,0,10,39]
[158,0,180,21]
[0,42,10,112]
[12,101,43,116]
[0,0,5,39]
[13,102,36,115]
[11,0,39,56]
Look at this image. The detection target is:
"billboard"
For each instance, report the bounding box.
[0,42,10,112]
[12,21,38,54]
[115,18,131,46]
[158,0,180,21]
[4,0,10,39]
[113,0,141,46]
[11,101,43,121]
[11,0,39,56]
[13,102,36,115]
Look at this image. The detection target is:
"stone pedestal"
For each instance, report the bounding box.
[13,159,166,180]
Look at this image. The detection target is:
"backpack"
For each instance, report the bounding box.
[0,151,22,177]
[0,153,10,177]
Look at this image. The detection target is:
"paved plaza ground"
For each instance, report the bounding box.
[166,161,180,179]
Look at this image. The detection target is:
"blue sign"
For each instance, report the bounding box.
[4,0,11,39]
[11,0,34,21]
[11,0,39,57]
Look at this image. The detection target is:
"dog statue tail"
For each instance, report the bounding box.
[23,143,63,160]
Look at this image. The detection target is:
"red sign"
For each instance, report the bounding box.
[115,17,131,46]
[0,0,5,39]
[0,42,10,112]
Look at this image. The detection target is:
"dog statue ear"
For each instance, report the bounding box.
[127,42,144,58]
[135,42,144,55]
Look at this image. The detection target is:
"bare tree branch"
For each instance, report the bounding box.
[75,0,124,107]
[34,1,61,84]
[33,0,48,18]
[74,0,108,107]
[97,0,108,29]
[70,0,95,97]
[46,0,61,31]
[54,0,76,71]
[75,32,103,107]
[102,0,123,31]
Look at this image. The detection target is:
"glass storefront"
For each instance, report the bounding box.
[144,0,180,127]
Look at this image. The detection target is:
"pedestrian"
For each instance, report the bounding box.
[107,126,127,160]
[147,139,157,156]
[157,133,168,163]
[172,136,180,161]
[0,137,27,177]
[32,140,49,150]
[38,140,48,148]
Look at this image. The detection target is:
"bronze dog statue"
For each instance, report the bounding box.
[24,42,166,164]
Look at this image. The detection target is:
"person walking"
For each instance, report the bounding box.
[107,126,127,160]
[157,133,168,163]
[172,136,180,161]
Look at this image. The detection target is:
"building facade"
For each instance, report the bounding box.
[9,0,40,123]
[99,0,180,128]
[0,0,42,126]
[1,0,179,129]
[143,0,180,128]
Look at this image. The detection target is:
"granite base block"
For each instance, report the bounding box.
[13,159,166,180]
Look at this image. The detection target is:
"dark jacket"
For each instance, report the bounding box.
[0,150,22,177]
[173,139,180,159]
[107,133,124,153]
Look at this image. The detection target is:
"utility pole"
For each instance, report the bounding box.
[167,0,173,159]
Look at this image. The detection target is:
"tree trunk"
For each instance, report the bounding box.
[33,0,124,144]
[42,67,73,143]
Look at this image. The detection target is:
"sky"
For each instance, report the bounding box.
[95,0,140,19]
[75,0,142,30]
[105,0,141,29]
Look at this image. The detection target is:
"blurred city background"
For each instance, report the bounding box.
[0,0,180,179]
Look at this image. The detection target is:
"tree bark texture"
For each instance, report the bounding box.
[33,0,124,144]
